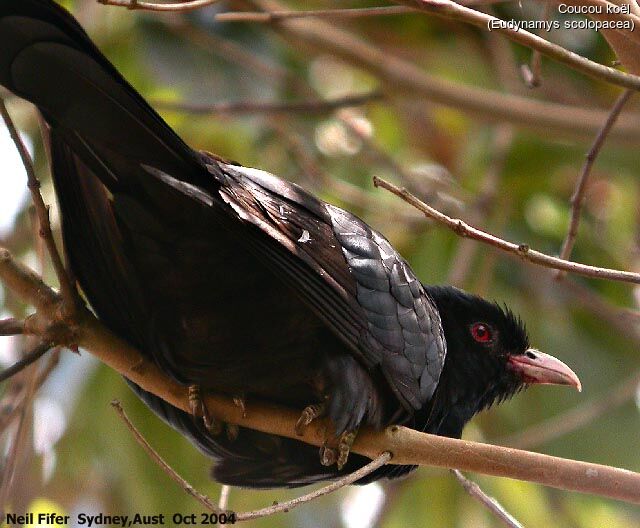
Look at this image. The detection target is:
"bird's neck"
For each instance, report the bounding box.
[421,285,506,438]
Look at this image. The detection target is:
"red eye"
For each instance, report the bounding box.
[471,323,493,343]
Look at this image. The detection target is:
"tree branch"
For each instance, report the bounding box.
[216,6,416,22]
[393,0,640,90]
[452,470,523,528]
[218,486,230,512]
[248,0,640,142]
[0,341,52,383]
[236,452,392,521]
[373,176,640,284]
[557,89,634,269]
[1,247,639,504]
[0,348,60,432]
[0,318,24,336]
[154,92,382,116]
[0,99,78,316]
[520,2,553,88]
[111,400,223,513]
[98,0,223,11]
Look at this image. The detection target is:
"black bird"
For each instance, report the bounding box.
[0,0,580,488]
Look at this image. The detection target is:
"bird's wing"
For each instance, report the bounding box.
[149,160,447,408]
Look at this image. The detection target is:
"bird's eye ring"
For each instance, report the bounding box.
[470,323,493,344]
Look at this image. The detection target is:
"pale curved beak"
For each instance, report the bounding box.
[508,349,582,392]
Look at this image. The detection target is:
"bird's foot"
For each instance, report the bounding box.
[233,394,247,418]
[295,402,327,436]
[226,423,239,442]
[188,385,222,434]
[318,429,358,470]
[337,429,358,470]
[225,394,246,441]
[319,444,338,466]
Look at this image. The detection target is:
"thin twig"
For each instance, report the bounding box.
[447,125,514,286]
[0,348,61,432]
[394,0,640,91]
[218,485,231,512]
[155,92,382,115]
[0,342,39,509]
[556,89,635,271]
[98,0,222,11]
[521,2,553,88]
[0,99,77,314]
[497,370,640,449]
[216,6,416,22]
[557,277,640,342]
[0,318,24,336]
[0,341,52,383]
[111,400,223,513]
[373,176,640,284]
[236,452,392,521]
[452,470,524,528]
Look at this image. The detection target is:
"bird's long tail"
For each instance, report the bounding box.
[0,0,204,183]
[0,0,215,343]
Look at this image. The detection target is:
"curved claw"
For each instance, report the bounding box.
[336,429,358,470]
[233,395,247,418]
[295,403,326,436]
[188,385,202,418]
[226,423,239,442]
[319,444,338,467]
[188,385,222,434]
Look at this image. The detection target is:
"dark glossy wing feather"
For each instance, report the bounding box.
[212,164,446,407]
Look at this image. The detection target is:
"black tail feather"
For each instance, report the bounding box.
[0,0,204,184]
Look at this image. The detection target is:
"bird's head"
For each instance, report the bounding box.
[423,285,580,437]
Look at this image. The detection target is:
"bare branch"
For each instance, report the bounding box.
[0,342,39,507]
[218,485,231,512]
[0,99,77,314]
[557,277,640,342]
[556,89,635,269]
[393,0,640,91]
[155,92,383,116]
[111,400,222,513]
[0,318,24,336]
[373,176,640,284]
[236,452,392,521]
[0,341,51,383]
[452,470,524,528]
[0,348,60,432]
[447,125,514,287]
[98,0,223,11]
[213,0,600,23]
[216,6,416,22]
[521,2,553,88]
